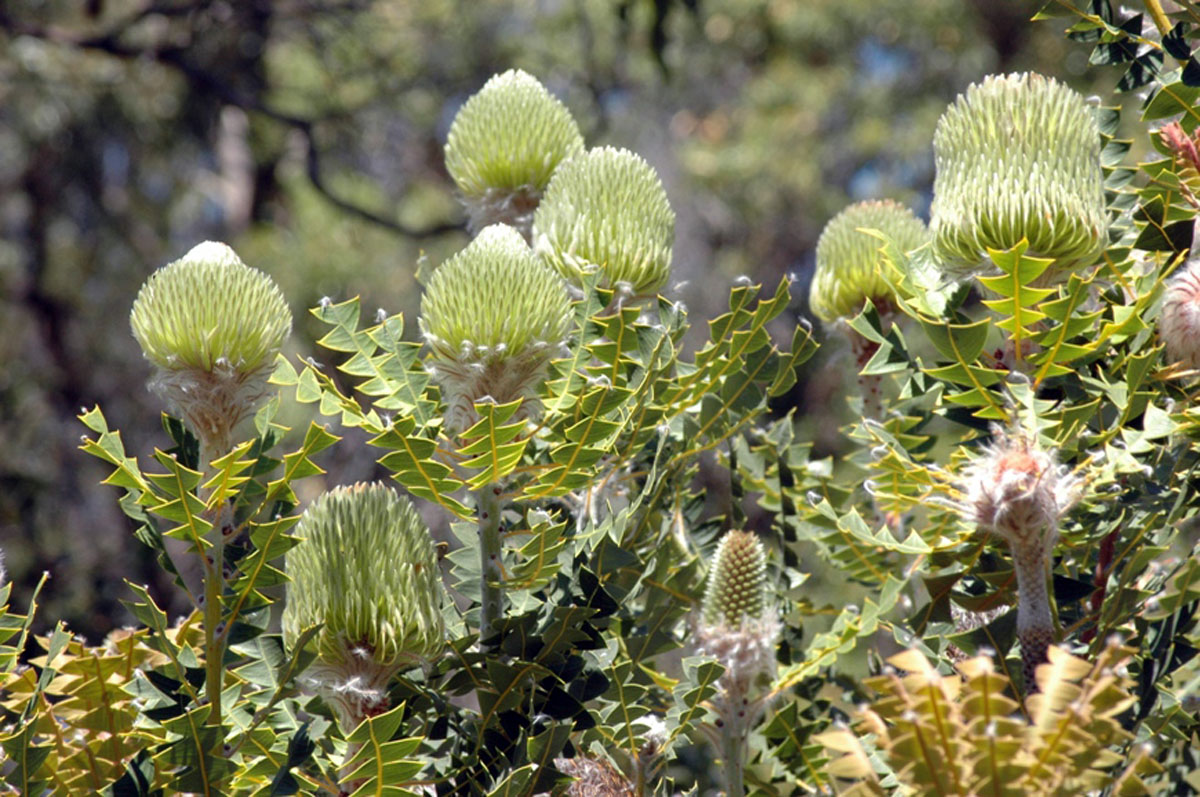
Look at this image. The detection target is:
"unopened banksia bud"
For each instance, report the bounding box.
[930,72,1107,281]
[445,69,585,238]
[959,427,1080,689]
[533,146,675,295]
[130,241,291,457]
[1159,256,1200,371]
[809,199,928,323]
[283,483,445,728]
[420,224,572,433]
[694,531,779,794]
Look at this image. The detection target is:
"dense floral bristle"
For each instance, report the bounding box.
[701,530,767,627]
[809,200,927,322]
[930,72,1106,280]
[532,146,675,294]
[1159,257,1200,370]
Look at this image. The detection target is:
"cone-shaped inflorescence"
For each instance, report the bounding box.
[283,483,445,728]
[130,241,291,458]
[930,72,1106,282]
[420,224,572,433]
[959,427,1080,691]
[695,530,779,797]
[1159,256,1200,371]
[445,69,585,238]
[809,200,927,324]
[532,146,675,296]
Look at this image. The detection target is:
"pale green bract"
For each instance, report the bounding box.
[420,224,571,362]
[701,530,768,628]
[532,146,675,295]
[129,241,291,373]
[444,69,584,201]
[809,199,927,323]
[930,72,1107,280]
[282,482,445,668]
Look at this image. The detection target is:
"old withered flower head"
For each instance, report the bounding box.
[129,241,291,457]
[809,199,928,323]
[930,72,1107,282]
[532,146,676,296]
[420,224,572,433]
[1158,256,1200,372]
[958,426,1081,688]
[444,69,585,238]
[282,483,445,728]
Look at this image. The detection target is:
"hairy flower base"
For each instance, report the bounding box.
[299,634,425,730]
[695,615,780,736]
[149,361,272,456]
[428,345,554,433]
[461,185,543,239]
[1160,257,1200,371]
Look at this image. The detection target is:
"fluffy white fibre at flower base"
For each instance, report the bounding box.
[808,199,928,322]
[1160,257,1200,370]
[282,482,446,669]
[129,241,292,373]
[419,224,572,361]
[444,69,584,199]
[532,146,675,295]
[930,72,1107,280]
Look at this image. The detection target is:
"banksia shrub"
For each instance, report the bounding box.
[532,146,675,295]
[808,199,927,323]
[1159,256,1200,371]
[420,224,572,433]
[445,69,584,237]
[283,483,445,728]
[930,72,1107,281]
[129,241,291,457]
[958,427,1080,688]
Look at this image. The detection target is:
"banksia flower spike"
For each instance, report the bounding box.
[130,241,291,459]
[930,72,1107,282]
[1159,256,1200,372]
[283,483,445,729]
[445,69,585,238]
[958,427,1080,690]
[420,224,572,433]
[809,200,927,324]
[532,146,676,296]
[694,530,779,797]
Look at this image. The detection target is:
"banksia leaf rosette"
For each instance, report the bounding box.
[283,483,445,728]
[695,530,779,797]
[130,241,291,457]
[420,224,572,433]
[809,200,927,324]
[1159,257,1200,372]
[445,69,584,237]
[533,146,675,295]
[959,427,1080,689]
[930,72,1107,281]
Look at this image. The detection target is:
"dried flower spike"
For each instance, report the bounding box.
[959,426,1080,688]
[445,69,584,237]
[283,482,445,728]
[533,146,675,295]
[930,72,1107,281]
[420,224,572,433]
[809,200,927,323]
[129,241,291,456]
[1159,256,1200,371]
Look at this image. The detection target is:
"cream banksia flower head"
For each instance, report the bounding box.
[958,426,1081,689]
[532,146,675,295]
[930,72,1107,282]
[445,69,585,237]
[809,199,928,323]
[1159,256,1200,371]
[283,483,445,728]
[420,224,572,433]
[130,241,291,456]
